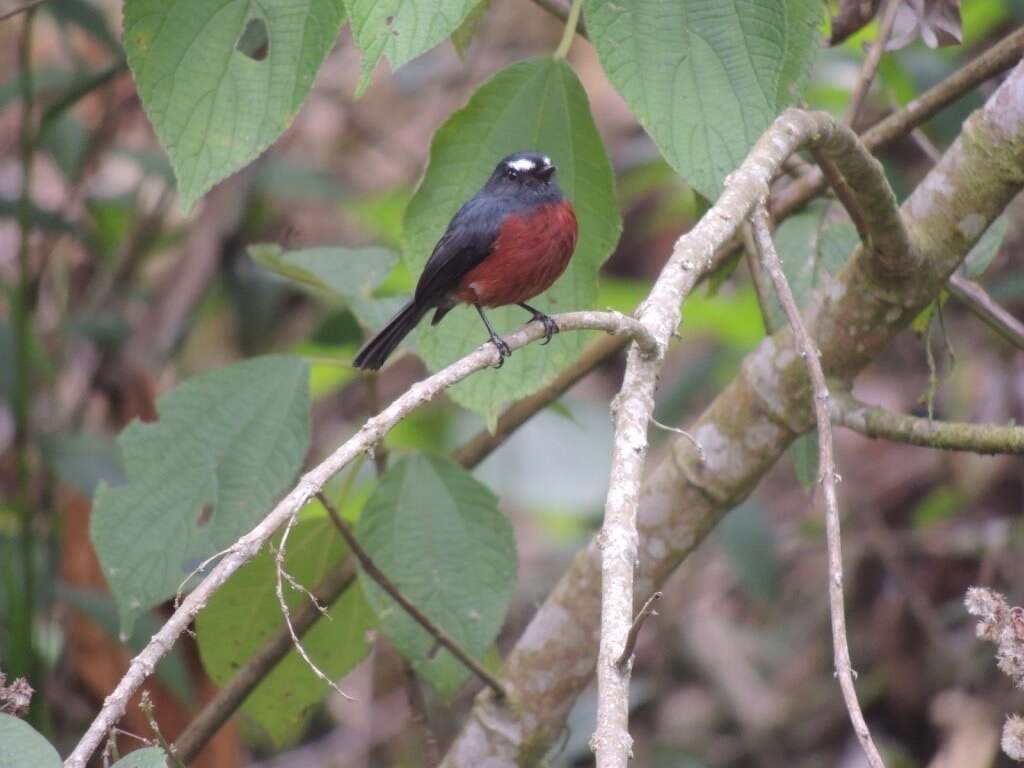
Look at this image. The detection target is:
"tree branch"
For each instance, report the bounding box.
[831,391,1024,454]
[750,204,884,768]
[589,108,901,767]
[947,272,1024,351]
[63,310,653,768]
[773,25,1024,222]
[441,61,1024,768]
[319,493,507,700]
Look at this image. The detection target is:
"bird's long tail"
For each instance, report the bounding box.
[353,300,423,370]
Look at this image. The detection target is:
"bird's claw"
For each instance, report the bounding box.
[490,336,512,368]
[535,314,559,345]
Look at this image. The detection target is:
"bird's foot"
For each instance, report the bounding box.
[534,313,559,345]
[519,303,559,345]
[490,335,512,368]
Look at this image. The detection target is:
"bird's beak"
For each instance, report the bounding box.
[539,164,556,182]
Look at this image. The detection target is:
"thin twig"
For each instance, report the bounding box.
[831,391,1024,454]
[808,149,872,245]
[319,492,507,700]
[273,510,355,701]
[0,0,46,21]
[650,417,705,463]
[750,204,884,768]
[947,273,1024,352]
[171,561,357,764]
[615,592,662,670]
[137,691,184,768]
[843,0,902,130]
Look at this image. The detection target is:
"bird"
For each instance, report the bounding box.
[353,151,578,371]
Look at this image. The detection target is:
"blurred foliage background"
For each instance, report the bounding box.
[1,0,1023,765]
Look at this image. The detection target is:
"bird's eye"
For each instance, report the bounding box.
[506,168,519,180]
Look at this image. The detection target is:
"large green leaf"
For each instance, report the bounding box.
[197,516,375,745]
[346,0,479,94]
[91,356,310,634]
[356,456,516,697]
[0,715,62,768]
[403,57,621,422]
[124,0,347,211]
[110,747,169,768]
[249,243,404,332]
[583,0,823,198]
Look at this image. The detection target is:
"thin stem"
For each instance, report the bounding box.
[751,204,884,768]
[552,0,583,59]
[137,692,184,768]
[831,391,1024,454]
[808,148,871,245]
[615,592,661,670]
[532,0,587,39]
[319,492,507,700]
[947,273,1024,352]
[843,0,901,129]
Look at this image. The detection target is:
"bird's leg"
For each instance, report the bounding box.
[518,302,559,345]
[475,305,511,367]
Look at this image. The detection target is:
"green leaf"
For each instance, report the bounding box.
[451,0,491,58]
[403,58,621,421]
[961,214,1008,279]
[346,0,479,95]
[197,516,375,746]
[789,431,818,490]
[124,0,347,211]
[583,0,823,198]
[249,244,403,332]
[0,715,62,768]
[110,747,170,768]
[356,456,516,697]
[91,356,310,634]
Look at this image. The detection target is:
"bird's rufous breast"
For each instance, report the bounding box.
[455,200,578,307]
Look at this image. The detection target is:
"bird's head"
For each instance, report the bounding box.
[486,152,558,192]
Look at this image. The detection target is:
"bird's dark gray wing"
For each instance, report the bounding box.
[413,195,509,306]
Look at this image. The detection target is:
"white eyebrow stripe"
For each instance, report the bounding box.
[542,155,551,166]
[508,158,536,171]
